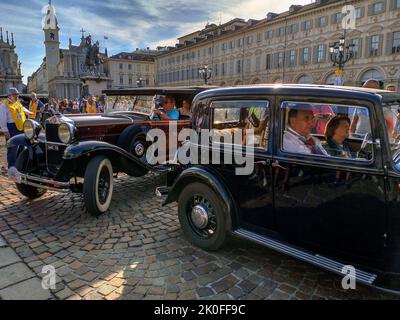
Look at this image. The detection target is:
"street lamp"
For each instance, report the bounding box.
[198,65,212,85]
[329,36,354,85]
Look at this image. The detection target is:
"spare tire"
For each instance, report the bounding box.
[117,126,149,177]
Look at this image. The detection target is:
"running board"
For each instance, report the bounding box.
[234,228,377,286]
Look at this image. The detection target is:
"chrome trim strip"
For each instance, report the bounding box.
[46,141,68,147]
[234,228,377,285]
[19,174,70,192]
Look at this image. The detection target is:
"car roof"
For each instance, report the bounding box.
[194,84,398,102]
[103,86,218,96]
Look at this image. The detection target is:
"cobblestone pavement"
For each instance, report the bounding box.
[0,137,397,300]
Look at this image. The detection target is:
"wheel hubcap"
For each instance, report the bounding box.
[191,205,209,229]
[134,143,145,157]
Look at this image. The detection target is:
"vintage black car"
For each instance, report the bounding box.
[160,84,400,292]
[8,87,213,217]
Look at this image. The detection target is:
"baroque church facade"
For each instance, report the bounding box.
[0,28,24,94]
[28,1,109,99]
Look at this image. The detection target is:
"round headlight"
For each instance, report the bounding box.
[24,120,35,140]
[58,123,73,144]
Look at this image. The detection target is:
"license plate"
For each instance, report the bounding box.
[47,145,59,151]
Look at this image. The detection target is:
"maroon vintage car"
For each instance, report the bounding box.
[8,87,215,216]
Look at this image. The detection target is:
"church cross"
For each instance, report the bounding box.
[80,28,86,39]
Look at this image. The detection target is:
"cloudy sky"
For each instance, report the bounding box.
[0,0,312,83]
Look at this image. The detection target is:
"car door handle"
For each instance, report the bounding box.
[272,160,287,170]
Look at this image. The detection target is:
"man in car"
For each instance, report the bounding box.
[283,108,328,155]
[152,95,180,120]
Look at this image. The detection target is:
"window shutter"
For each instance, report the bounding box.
[386,32,393,55]
[274,53,279,68]
[322,45,327,62]
[367,4,373,16]
[359,7,365,17]
[379,34,384,56]
[299,49,304,65]
[358,38,363,58]
[382,0,387,11]
[313,46,318,64]
[366,36,371,57]
[301,21,305,31]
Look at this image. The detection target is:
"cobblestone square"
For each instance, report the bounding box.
[0,137,397,300]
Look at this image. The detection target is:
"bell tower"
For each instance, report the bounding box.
[43,0,60,86]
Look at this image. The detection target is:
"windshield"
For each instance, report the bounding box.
[382,93,400,159]
[105,95,157,116]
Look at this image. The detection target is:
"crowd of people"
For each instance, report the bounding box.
[41,94,106,117]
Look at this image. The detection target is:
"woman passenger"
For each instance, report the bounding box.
[324,115,353,158]
[178,97,192,118]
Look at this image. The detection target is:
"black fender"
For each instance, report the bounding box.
[7,134,29,149]
[7,133,46,149]
[164,166,239,228]
[63,140,153,177]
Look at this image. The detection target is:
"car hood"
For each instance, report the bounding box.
[47,113,147,127]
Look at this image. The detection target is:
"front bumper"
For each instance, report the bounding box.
[18,173,70,193]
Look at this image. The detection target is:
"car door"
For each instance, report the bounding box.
[206,98,276,231]
[272,97,387,260]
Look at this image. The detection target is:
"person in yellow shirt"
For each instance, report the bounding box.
[0,88,31,179]
[83,95,99,114]
[28,92,45,122]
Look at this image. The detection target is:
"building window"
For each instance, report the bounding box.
[256,33,262,42]
[301,47,310,64]
[215,64,219,76]
[128,64,132,70]
[317,45,326,63]
[265,30,273,40]
[332,12,342,24]
[237,60,242,73]
[246,36,253,45]
[289,24,298,34]
[302,20,312,31]
[120,76,123,84]
[245,59,251,73]
[129,77,132,85]
[119,63,123,70]
[277,52,284,68]
[255,56,261,71]
[229,41,234,50]
[395,0,400,9]
[222,43,227,51]
[289,50,296,66]
[355,7,364,18]
[229,61,234,75]
[370,35,381,56]
[277,27,285,37]
[222,63,226,76]
[351,38,361,58]
[392,32,400,53]
[317,16,327,27]
[371,2,384,14]
[266,54,272,70]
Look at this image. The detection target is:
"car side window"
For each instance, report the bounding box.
[281,101,374,161]
[211,100,270,149]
